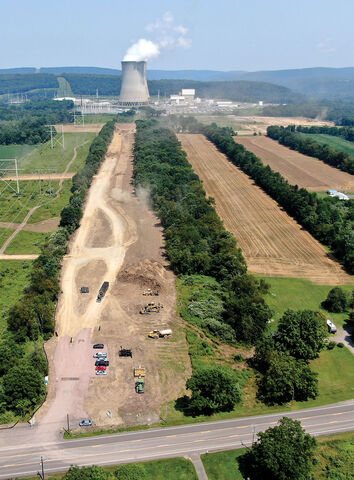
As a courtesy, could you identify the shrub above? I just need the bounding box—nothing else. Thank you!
[114,464,147,480]
[322,287,348,313]
[327,341,336,350]
[337,342,345,348]
[203,318,236,342]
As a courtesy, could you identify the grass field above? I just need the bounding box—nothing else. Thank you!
[83,114,116,123]
[0,144,36,160]
[299,132,354,158]
[4,230,48,254]
[18,132,95,173]
[201,432,354,480]
[0,260,31,333]
[20,457,198,480]
[258,276,353,327]
[0,227,15,248]
[29,179,72,223]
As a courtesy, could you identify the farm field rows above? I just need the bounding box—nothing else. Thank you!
[178,134,353,284]
[235,136,354,191]
[298,132,354,157]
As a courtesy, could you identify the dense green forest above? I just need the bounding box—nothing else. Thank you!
[267,125,354,174]
[61,74,304,103]
[0,99,74,145]
[198,122,353,273]
[0,99,73,122]
[0,121,115,420]
[0,74,58,94]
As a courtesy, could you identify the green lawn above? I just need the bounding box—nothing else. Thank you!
[0,228,15,249]
[5,230,48,254]
[21,458,198,480]
[202,448,246,480]
[201,432,354,480]
[0,260,31,333]
[29,179,72,223]
[18,132,95,172]
[83,114,116,123]
[257,276,353,328]
[0,144,36,160]
[299,133,354,158]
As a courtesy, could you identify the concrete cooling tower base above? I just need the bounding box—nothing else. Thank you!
[119,61,150,105]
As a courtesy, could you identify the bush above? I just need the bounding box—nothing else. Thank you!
[322,287,348,313]
[327,341,336,350]
[233,353,245,362]
[203,318,236,342]
[337,342,345,348]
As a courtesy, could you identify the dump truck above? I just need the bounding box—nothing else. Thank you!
[134,366,145,377]
[97,281,109,303]
[148,329,172,339]
[135,378,144,394]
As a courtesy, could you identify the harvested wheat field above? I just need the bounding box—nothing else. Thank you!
[235,136,354,191]
[178,134,353,285]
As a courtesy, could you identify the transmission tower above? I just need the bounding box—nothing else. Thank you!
[48,125,65,149]
[0,159,20,194]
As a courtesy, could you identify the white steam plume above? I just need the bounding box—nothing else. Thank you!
[123,12,191,62]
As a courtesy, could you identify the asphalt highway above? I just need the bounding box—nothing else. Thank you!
[0,401,353,479]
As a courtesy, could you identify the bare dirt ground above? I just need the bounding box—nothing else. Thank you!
[36,125,190,437]
[0,217,59,233]
[178,134,353,285]
[235,136,354,191]
[234,116,333,135]
[2,173,75,181]
[56,124,104,133]
[0,253,39,260]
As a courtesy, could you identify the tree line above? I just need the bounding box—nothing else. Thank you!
[201,123,353,273]
[0,121,115,420]
[133,120,330,413]
[296,124,354,142]
[0,74,58,95]
[267,125,354,174]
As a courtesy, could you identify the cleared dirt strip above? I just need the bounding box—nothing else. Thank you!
[0,254,39,260]
[2,173,75,181]
[178,134,353,284]
[235,136,354,191]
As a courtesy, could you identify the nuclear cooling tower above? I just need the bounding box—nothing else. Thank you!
[119,61,150,105]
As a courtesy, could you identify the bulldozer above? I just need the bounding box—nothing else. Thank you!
[143,288,159,296]
[139,302,163,314]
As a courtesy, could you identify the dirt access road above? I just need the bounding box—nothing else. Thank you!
[35,125,190,440]
[234,116,332,135]
[235,136,354,192]
[178,134,353,284]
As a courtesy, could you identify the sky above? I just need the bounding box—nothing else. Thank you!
[0,0,353,71]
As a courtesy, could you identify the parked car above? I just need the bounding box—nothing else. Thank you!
[93,352,107,358]
[79,419,92,427]
[327,319,337,333]
[96,370,108,376]
[95,360,109,366]
[93,344,104,349]
[95,366,107,371]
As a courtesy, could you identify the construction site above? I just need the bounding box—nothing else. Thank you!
[34,124,190,435]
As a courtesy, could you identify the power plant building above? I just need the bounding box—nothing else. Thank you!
[119,61,150,105]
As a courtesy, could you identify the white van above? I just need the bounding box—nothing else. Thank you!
[327,319,337,334]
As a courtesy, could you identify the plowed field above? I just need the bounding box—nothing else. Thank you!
[235,136,354,191]
[178,134,353,284]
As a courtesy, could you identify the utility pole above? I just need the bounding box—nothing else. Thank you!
[50,125,54,149]
[37,456,45,479]
[61,124,65,149]
[67,413,70,432]
[14,159,19,194]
